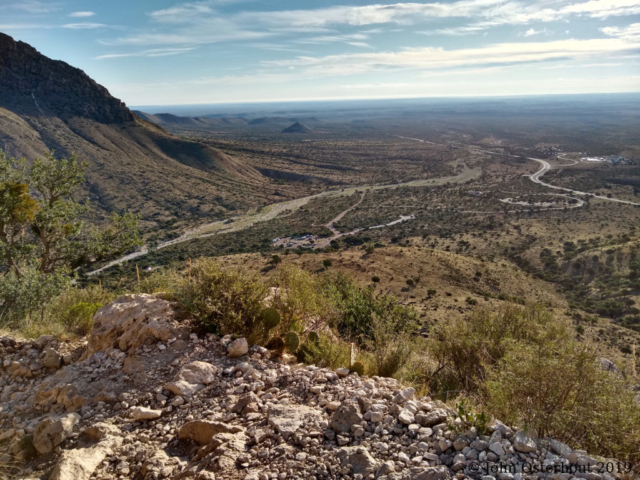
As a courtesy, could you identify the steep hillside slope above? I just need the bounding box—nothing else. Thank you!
[0,32,266,225]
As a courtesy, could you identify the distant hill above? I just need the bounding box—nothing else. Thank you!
[0,32,266,224]
[133,111,247,127]
[250,116,320,126]
[282,122,312,133]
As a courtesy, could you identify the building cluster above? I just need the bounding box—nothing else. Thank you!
[579,155,634,165]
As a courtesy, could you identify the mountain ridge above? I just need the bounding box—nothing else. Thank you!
[0,32,266,225]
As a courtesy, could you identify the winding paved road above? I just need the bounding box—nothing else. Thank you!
[526,156,639,206]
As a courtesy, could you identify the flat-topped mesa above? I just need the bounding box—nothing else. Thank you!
[0,32,134,123]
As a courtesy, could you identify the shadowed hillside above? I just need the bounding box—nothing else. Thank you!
[0,32,266,226]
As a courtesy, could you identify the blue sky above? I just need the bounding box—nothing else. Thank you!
[1,0,639,106]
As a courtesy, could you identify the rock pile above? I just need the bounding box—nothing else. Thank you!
[0,295,627,480]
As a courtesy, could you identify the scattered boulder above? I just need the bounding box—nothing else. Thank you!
[33,413,80,454]
[42,347,62,369]
[165,360,218,397]
[547,438,572,457]
[411,466,453,480]
[178,420,244,445]
[130,406,162,421]
[231,392,261,414]
[86,294,183,356]
[417,408,448,427]
[330,400,363,433]
[513,431,537,453]
[336,446,378,475]
[50,435,122,480]
[228,338,249,358]
[268,404,323,439]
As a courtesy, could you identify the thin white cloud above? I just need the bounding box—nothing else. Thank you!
[523,27,547,36]
[2,1,59,14]
[234,0,510,28]
[601,23,640,41]
[0,23,50,30]
[69,11,95,18]
[347,41,373,48]
[297,33,370,45]
[95,47,195,60]
[561,0,640,19]
[108,0,640,48]
[418,25,486,36]
[262,38,640,75]
[63,23,107,29]
[149,2,215,22]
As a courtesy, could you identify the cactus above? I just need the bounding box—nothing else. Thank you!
[284,332,300,351]
[308,331,319,344]
[350,362,365,376]
[261,307,281,331]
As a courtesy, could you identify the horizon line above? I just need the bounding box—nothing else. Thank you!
[129,90,640,109]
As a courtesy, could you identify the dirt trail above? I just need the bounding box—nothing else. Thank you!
[326,191,366,238]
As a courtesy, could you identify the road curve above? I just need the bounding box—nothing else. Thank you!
[527,156,640,206]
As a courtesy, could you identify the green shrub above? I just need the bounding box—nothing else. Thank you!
[363,313,416,378]
[449,399,489,436]
[176,258,267,336]
[350,361,365,376]
[268,264,336,335]
[47,285,114,332]
[428,305,570,392]
[298,333,351,369]
[321,272,417,343]
[0,265,71,328]
[486,341,640,461]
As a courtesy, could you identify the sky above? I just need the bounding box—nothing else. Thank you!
[1,0,640,106]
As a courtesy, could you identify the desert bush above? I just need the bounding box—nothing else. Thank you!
[485,341,640,461]
[137,268,185,296]
[427,305,570,392]
[0,264,71,328]
[175,258,267,336]
[45,285,115,335]
[297,333,351,370]
[268,264,336,335]
[362,313,417,378]
[321,272,417,343]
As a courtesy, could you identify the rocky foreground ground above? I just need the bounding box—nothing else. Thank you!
[0,294,629,480]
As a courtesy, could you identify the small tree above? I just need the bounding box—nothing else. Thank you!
[0,150,142,322]
[0,150,141,276]
[323,259,332,269]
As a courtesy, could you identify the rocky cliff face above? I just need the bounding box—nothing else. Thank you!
[0,33,267,224]
[0,32,133,123]
[0,295,623,480]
